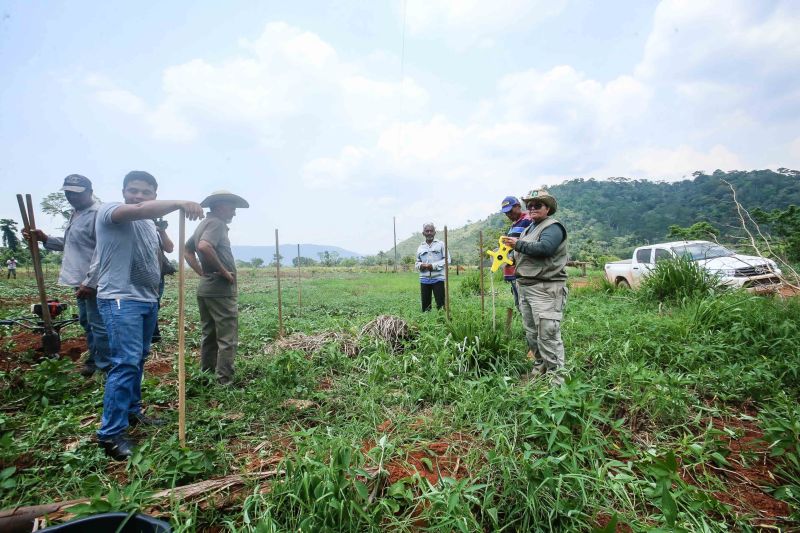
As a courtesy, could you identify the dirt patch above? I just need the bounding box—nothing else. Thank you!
[0,331,86,371]
[383,439,470,485]
[60,338,87,362]
[595,513,634,533]
[0,451,35,470]
[231,435,294,473]
[778,284,799,298]
[145,356,173,377]
[316,376,334,391]
[680,411,790,528]
[569,279,592,289]
[362,432,475,487]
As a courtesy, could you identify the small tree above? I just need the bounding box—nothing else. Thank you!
[40,192,73,230]
[292,256,317,267]
[752,205,800,261]
[666,221,720,241]
[270,253,283,267]
[0,219,21,251]
[251,257,265,269]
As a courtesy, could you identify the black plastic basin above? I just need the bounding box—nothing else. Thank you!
[39,512,171,533]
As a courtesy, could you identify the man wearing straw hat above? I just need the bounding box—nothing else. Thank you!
[94,171,204,460]
[185,191,249,386]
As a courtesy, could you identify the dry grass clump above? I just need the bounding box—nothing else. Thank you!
[265,315,413,357]
[359,315,412,352]
[265,331,359,357]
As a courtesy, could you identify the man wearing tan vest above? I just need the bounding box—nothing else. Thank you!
[501,189,568,384]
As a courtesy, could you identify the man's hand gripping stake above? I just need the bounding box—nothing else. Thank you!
[486,237,513,272]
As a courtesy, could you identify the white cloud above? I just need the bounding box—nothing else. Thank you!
[637,0,800,87]
[405,0,566,46]
[627,144,744,180]
[88,22,429,143]
[78,3,799,250]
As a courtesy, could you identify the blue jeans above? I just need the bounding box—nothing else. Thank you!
[77,293,110,370]
[97,298,158,439]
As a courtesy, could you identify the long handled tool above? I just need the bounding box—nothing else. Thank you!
[16,194,60,356]
[177,210,187,447]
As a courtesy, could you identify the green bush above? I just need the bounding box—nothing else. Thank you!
[639,256,724,303]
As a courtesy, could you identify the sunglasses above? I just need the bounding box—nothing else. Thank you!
[526,202,546,210]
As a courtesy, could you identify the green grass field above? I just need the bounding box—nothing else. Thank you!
[1,267,799,531]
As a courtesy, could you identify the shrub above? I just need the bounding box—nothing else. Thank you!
[638,256,724,303]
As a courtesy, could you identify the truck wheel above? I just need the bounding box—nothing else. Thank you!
[616,278,631,289]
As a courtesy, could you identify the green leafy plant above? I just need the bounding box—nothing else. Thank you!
[639,256,725,303]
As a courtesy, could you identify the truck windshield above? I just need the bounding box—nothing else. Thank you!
[670,243,735,261]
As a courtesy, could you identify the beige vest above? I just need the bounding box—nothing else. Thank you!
[514,217,568,283]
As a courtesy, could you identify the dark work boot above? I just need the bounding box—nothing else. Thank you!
[128,412,167,427]
[98,434,134,461]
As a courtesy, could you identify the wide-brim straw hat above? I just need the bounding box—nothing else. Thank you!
[200,190,250,208]
[520,189,557,214]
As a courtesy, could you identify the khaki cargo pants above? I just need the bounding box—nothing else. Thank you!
[197,295,238,385]
[517,280,567,374]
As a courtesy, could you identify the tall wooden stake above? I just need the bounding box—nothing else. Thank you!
[16,195,55,342]
[275,229,284,337]
[393,216,398,273]
[296,243,302,311]
[444,225,450,319]
[479,231,485,318]
[177,211,186,447]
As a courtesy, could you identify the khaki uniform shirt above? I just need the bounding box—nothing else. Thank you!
[186,215,237,298]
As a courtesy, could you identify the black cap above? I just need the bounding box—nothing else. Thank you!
[61,174,92,193]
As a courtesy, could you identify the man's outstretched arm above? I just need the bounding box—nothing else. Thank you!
[111,200,204,223]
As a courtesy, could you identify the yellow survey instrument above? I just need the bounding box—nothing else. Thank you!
[486,237,513,272]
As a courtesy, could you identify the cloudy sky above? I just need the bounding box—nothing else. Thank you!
[1,0,798,254]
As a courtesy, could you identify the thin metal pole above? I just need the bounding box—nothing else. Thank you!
[297,243,302,311]
[479,231,485,318]
[393,216,397,273]
[177,211,186,447]
[275,229,284,338]
[444,226,450,319]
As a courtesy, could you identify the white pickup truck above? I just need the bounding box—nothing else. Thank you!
[604,240,783,291]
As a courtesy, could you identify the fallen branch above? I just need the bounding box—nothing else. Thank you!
[723,179,800,290]
[0,470,281,533]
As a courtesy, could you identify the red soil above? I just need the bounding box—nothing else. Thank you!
[0,330,86,371]
[145,357,173,377]
[778,284,799,297]
[680,410,790,528]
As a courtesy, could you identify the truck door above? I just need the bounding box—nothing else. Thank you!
[632,247,653,287]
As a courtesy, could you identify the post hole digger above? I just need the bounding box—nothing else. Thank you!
[5,194,80,357]
[0,300,79,356]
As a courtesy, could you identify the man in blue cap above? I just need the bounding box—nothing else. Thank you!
[500,196,532,310]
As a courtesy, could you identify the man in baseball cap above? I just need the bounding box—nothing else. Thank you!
[24,174,110,377]
[185,191,249,386]
[499,196,532,310]
[60,174,93,193]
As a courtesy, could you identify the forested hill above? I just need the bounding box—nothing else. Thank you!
[389,169,800,262]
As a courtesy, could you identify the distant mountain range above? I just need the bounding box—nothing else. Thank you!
[389,168,800,261]
[232,244,364,262]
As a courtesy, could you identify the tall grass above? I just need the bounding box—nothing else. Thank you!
[639,256,724,303]
[1,270,798,530]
